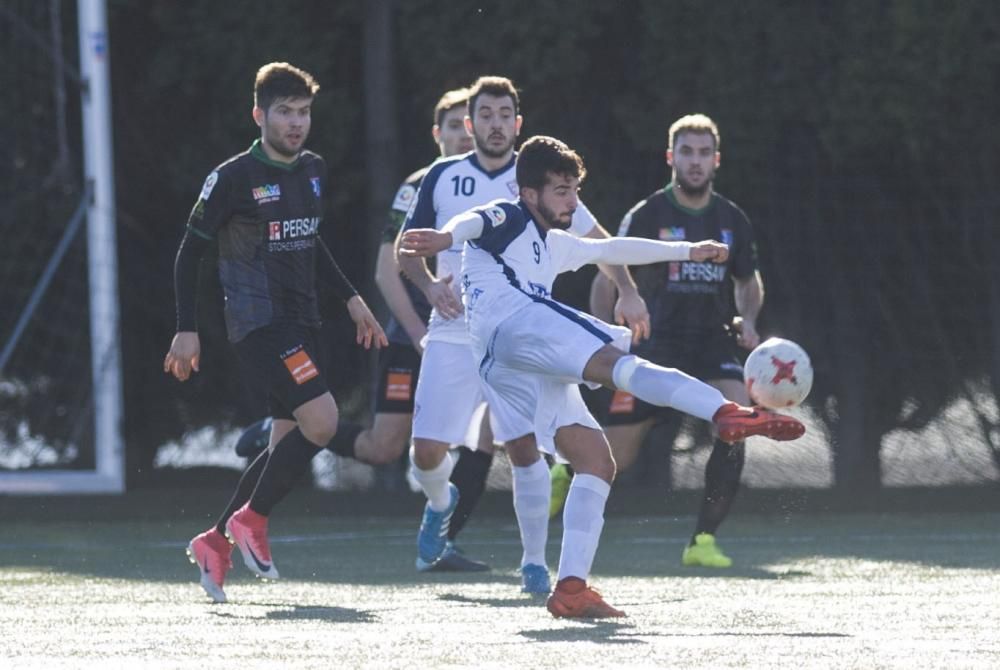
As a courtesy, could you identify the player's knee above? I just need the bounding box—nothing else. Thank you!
[505,434,540,467]
[301,414,339,447]
[410,439,448,470]
[366,432,408,465]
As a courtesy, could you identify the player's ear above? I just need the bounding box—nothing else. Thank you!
[514,114,524,136]
[714,152,721,168]
[464,116,473,135]
[666,149,673,167]
[252,105,265,128]
[432,124,442,143]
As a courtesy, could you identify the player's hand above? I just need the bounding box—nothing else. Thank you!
[425,274,463,320]
[731,316,761,350]
[614,287,651,344]
[347,295,389,349]
[690,240,729,263]
[399,229,453,257]
[163,332,201,382]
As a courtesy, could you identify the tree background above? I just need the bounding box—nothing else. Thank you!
[3,0,999,490]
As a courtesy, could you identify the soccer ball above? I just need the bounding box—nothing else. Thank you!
[744,338,813,409]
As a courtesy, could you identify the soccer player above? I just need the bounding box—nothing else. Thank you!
[165,62,386,603]
[231,87,492,571]
[582,114,764,568]
[399,135,804,618]
[397,77,648,587]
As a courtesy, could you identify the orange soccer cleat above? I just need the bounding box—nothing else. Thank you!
[713,402,805,443]
[546,578,626,619]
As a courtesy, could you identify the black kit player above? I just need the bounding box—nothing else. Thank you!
[232,87,494,571]
[165,62,386,603]
[581,114,766,568]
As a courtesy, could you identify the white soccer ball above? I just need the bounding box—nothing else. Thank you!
[744,338,813,409]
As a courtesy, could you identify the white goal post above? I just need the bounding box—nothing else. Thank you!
[0,0,124,494]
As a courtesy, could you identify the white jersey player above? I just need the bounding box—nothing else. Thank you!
[400,135,806,618]
[397,77,649,584]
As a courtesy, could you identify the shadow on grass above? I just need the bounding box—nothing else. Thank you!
[207,604,378,624]
[520,621,644,645]
[438,592,544,609]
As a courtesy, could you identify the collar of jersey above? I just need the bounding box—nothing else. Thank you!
[468,151,516,179]
[663,181,715,216]
[250,139,302,171]
[517,199,548,240]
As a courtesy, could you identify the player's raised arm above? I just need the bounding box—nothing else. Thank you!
[571,235,728,267]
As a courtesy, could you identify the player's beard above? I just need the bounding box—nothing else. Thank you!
[674,168,714,197]
[473,127,515,159]
[537,200,573,230]
[264,125,304,159]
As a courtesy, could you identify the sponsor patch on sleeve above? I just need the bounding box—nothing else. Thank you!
[282,348,319,385]
[199,171,218,201]
[485,206,507,227]
[391,184,417,213]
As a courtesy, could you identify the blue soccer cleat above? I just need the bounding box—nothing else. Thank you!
[416,483,459,571]
[520,563,551,594]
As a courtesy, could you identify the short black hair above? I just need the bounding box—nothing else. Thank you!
[254,62,319,112]
[515,135,586,192]
[467,76,519,117]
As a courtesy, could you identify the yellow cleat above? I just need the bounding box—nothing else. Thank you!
[549,463,572,518]
[681,533,733,568]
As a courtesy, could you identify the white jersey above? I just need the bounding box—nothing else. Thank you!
[459,199,612,362]
[402,152,596,344]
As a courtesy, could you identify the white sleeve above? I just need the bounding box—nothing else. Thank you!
[549,232,692,272]
[567,200,597,237]
[440,210,485,245]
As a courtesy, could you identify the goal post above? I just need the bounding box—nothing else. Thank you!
[0,0,123,494]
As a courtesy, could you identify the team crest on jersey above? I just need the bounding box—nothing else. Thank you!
[720,228,734,246]
[506,181,518,196]
[310,177,321,198]
[659,226,686,241]
[252,184,281,204]
[199,171,218,201]
[485,206,507,227]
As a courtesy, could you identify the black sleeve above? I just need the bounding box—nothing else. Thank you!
[174,227,212,331]
[317,237,359,302]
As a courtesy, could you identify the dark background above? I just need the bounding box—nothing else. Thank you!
[4,0,999,491]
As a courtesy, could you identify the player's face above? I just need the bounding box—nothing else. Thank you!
[434,106,473,157]
[668,131,719,196]
[467,94,521,159]
[258,97,312,159]
[531,172,579,231]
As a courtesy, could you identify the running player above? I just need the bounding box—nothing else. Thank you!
[584,114,763,568]
[399,135,805,618]
[232,87,491,571]
[166,62,386,603]
[397,77,648,587]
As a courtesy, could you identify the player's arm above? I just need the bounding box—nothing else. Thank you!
[375,241,427,352]
[585,223,649,343]
[589,273,617,323]
[318,237,388,350]
[576,236,728,266]
[732,271,764,350]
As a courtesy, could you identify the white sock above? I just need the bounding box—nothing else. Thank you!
[409,446,454,511]
[612,354,726,421]
[557,473,611,582]
[512,459,551,568]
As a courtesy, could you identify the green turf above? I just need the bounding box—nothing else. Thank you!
[2,509,999,668]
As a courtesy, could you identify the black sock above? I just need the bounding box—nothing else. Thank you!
[693,439,746,541]
[325,421,362,459]
[215,448,269,535]
[248,427,322,516]
[447,446,493,541]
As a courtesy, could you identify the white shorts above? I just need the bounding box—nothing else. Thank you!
[478,300,631,454]
[411,340,531,446]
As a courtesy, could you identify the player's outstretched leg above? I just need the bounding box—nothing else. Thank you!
[186,528,233,603]
[712,402,804,442]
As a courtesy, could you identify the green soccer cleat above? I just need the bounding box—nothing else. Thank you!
[681,533,733,568]
[549,463,572,518]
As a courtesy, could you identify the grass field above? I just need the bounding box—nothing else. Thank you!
[2,490,999,669]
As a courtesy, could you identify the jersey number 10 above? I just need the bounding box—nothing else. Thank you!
[451,176,476,197]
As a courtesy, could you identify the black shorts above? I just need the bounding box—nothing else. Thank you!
[602,328,744,427]
[372,342,421,414]
[233,323,330,421]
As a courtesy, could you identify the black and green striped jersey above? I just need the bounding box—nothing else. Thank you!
[186,139,327,342]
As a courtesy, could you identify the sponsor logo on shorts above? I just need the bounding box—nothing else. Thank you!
[385,370,413,401]
[252,184,281,204]
[609,390,635,414]
[282,348,319,385]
